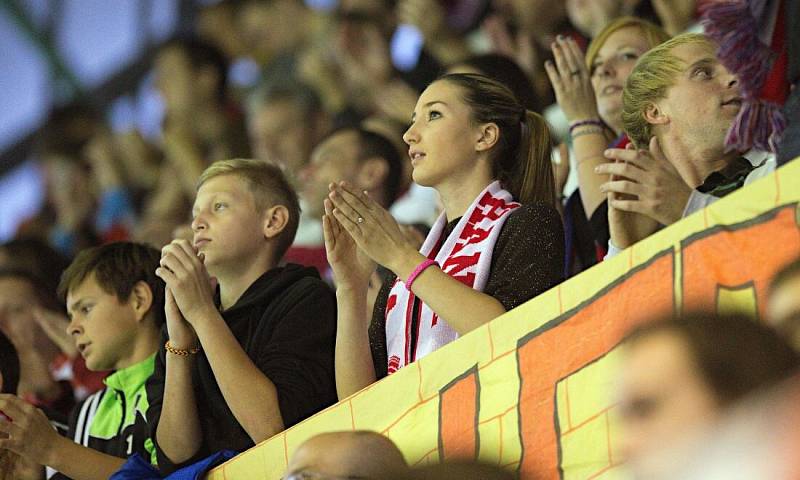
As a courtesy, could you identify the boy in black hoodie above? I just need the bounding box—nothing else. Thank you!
[148,158,337,474]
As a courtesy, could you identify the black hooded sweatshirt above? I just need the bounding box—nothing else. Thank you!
[145,264,337,474]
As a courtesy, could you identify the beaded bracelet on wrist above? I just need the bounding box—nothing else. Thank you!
[165,340,201,356]
[570,126,606,139]
[568,119,604,136]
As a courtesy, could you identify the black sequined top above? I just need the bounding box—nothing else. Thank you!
[368,201,565,379]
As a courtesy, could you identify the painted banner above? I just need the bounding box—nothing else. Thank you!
[208,159,800,480]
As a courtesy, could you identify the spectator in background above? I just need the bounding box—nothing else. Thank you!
[0,236,70,295]
[0,269,78,422]
[600,33,775,256]
[650,0,698,35]
[284,431,408,479]
[617,311,799,469]
[23,105,101,256]
[0,330,37,480]
[566,0,644,39]
[140,37,250,248]
[246,83,331,178]
[768,257,800,349]
[196,0,246,65]
[331,0,440,120]
[237,0,313,88]
[545,17,668,273]
[483,0,571,105]
[154,36,250,195]
[0,239,108,402]
[0,242,165,480]
[290,127,404,277]
[329,74,564,398]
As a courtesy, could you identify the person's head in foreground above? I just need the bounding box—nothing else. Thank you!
[585,16,669,135]
[193,158,300,277]
[617,311,800,464]
[59,242,166,372]
[403,73,556,207]
[768,257,800,350]
[285,431,408,479]
[388,460,516,480]
[622,33,744,186]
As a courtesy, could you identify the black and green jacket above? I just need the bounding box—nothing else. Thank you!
[51,355,157,479]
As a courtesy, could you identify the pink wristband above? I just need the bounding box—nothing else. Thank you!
[405,259,438,290]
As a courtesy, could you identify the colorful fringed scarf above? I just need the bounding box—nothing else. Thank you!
[701,0,789,152]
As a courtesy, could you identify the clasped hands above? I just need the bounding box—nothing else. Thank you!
[324,182,420,283]
[155,239,217,346]
[596,137,692,227]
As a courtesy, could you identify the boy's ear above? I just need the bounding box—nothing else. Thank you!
[355,157,389,192]
[475,122,500,152]
[130,281,154,323]
[262,205,290,240]
[644,101,669,126]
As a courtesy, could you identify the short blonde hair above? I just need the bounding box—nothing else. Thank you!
[622,33,717,147]
[198,158,300,260]
[585,16,670,72]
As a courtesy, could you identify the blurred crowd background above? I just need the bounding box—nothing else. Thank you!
[0,0,699,251]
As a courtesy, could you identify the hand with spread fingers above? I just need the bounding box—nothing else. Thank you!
[155,240,217,329]
[596,137,692,226]
[544,35,599,123]
[323,195,376,291]
[327,182,421,278]
[0,394,60,465]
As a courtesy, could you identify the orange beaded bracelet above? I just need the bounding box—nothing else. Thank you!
[165,340,201,356]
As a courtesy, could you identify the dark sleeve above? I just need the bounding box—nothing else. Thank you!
[368,276,397,381]
[588,199,610,248]
[144,326,204,475]
[255,278,338,428]
[486,202,565,311]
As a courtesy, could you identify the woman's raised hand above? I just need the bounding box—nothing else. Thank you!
[323,189,376,291]
[544,35,599,123]
[326,182,419,278]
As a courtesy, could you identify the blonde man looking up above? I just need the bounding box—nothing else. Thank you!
[597,33,775,255]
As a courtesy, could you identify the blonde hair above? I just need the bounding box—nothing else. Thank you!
[439,73,556,207]
[585,16,670,72]
[622,33,717,147]
[197,158,300,259]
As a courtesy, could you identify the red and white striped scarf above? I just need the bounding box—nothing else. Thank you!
[385,181,520,374]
